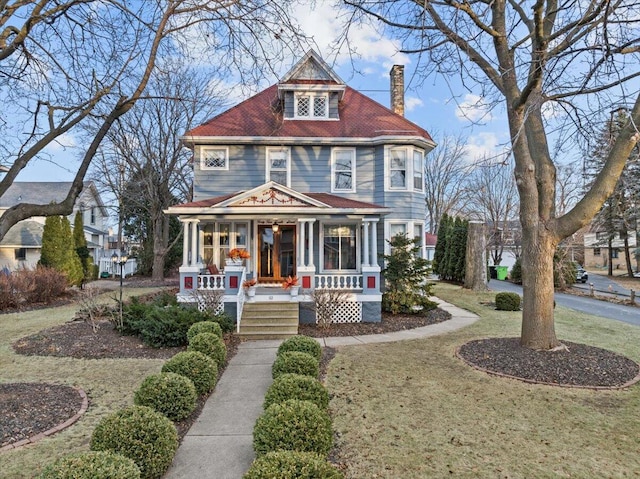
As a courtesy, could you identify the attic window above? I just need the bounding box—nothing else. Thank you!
[295,93,328,119]
[201,147,229,171]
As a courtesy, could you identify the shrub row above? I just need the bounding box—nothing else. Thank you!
[245,336,342,478]
[118,296,233,348]
[0,266,68,311]
[40,318,227,478]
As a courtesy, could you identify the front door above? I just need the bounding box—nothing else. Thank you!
[258,225,296,283]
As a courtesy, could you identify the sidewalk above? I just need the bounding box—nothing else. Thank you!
[164,298,479,479]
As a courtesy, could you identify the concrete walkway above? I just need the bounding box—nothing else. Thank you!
[164,298,479,478]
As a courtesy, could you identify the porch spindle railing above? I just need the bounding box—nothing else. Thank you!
[236,269,247,333]
[315,274,363,290]
[198,274,225,290]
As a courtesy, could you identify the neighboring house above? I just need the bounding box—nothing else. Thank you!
[0,181,109,270]
[584,230,639,272]
[165,50,435,326]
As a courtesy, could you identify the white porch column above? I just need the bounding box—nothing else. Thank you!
[307,219,315,268]
[190,220,200,266]
[362,220,370,267]
[370,219,379,266]
[299,219,306,267]
[182,220,190,266]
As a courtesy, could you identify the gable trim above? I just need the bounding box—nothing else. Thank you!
[280,50,344,85]
[217,182,331,208]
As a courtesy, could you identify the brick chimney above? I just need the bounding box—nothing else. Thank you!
[390,65,405,116]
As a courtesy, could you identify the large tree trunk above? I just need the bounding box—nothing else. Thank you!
[151,209,168,281]
[520,228,559,349]
[464,221,488,291]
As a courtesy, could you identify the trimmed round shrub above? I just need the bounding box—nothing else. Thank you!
[39,451,140,479]
[134,372,197,421]
[253,399,333,457]
[187,320,223,342]
[90,406,178,479]
[188,332,227,367]
[272,351,319,379]
[162,351,218,395]
[277,335,322,361]
[495,292,521,311]
[243,451,343,479]
[263,373,329,411]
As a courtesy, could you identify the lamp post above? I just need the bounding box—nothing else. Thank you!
[111,251,128,329]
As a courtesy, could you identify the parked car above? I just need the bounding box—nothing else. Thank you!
[576,266,589,283]
[633,271,640,278]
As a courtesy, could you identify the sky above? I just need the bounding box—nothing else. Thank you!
[17,0,511,183]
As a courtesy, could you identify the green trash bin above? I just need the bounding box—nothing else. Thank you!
[496,266,509,280]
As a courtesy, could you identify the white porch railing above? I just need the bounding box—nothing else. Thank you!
[99,257,137,278]
[198,274,225,290]
[315,274,363,290]
[236,269,247,333]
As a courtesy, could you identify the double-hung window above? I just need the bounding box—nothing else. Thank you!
[389,149,407,189]
[386,147,425,192]
[323,224,357,271]
[266,147,290,187]
[332,148,355,192]
[413,150,424,191]
[295,93,328,119]
[201,147,229,170]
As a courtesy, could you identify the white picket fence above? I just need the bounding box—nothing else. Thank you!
[99,257,138,278]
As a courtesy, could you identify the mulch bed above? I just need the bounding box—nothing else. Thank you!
[458,337,640,388]
[299,308,451,337]
[13,320,185,360]
[0,383,84,448]
[5,321,240,449]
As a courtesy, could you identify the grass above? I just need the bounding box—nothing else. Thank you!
[326,282,640,478]
[1,287,170,479]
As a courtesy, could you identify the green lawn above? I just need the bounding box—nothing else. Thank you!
[326,283,640,478]
[1,288,168,479]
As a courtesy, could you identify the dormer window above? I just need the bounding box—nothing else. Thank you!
[295,93,328,119]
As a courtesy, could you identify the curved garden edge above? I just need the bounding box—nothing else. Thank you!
[0,386,89,453]
[455,340,640,390]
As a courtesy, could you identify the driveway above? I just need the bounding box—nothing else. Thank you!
[572,273,633,298]
[489,279,640,327]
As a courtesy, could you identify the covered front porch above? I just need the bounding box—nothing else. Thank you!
[165,183,388,328]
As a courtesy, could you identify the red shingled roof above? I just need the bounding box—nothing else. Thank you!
[185,84,433,142]
[172,190,385,210]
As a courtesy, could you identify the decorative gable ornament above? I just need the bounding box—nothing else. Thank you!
[231,188,313,207]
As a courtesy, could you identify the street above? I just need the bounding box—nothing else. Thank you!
[489,279,640,327]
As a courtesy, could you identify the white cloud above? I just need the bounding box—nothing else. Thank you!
[455,94,494,122]
[465,132,511,163]
[292,1,409,73]
[405,96,424,112]
[45,133,77,152]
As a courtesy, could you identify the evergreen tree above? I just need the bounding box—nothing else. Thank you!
[40,215,64,268]
[73,212,92,282]
[381,233,435,314]
[40,215,83,286]
[584,110,639,276]
[453,219,469,282]
[433,213,449,275]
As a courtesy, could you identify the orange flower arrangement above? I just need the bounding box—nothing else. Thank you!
[243,278,257,289]
[228,248,250,260]
[281,275,299,290]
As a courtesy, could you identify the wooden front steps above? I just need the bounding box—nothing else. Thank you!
[238,301,299,340]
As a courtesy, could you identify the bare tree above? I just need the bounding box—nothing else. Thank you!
[464,161,519,266]
[0,1,305,241]
[345,0,640,349]
[424,132,470,233]
[555,163,582,217]
[91,65,222,280]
